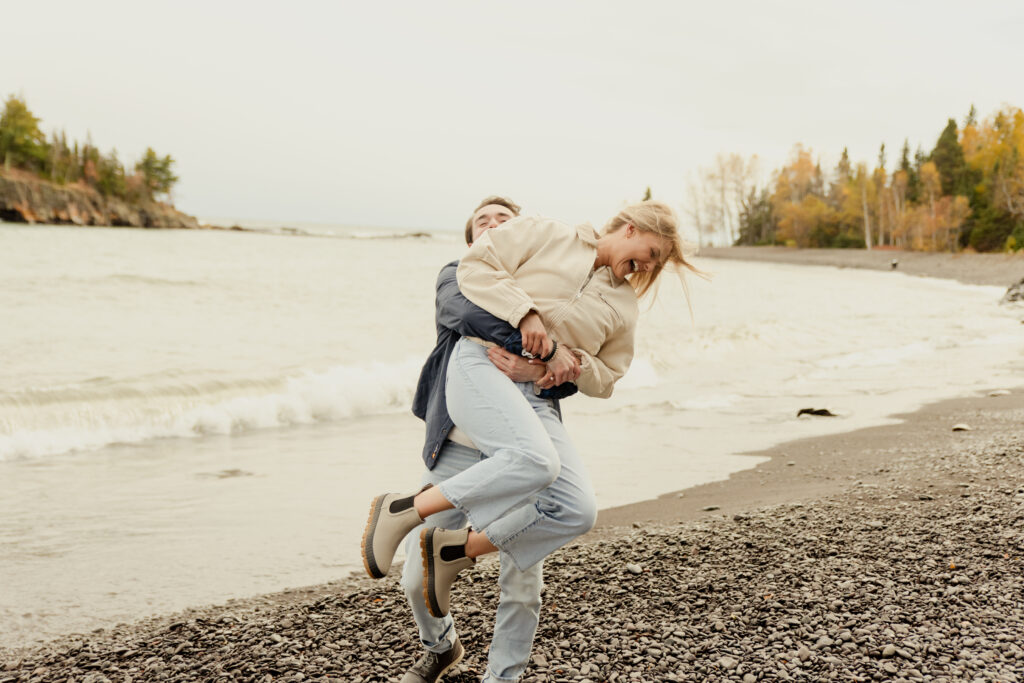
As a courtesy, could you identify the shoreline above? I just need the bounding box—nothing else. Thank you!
[3,387,1022,679]
[594,387,1024,532]
[699,245,1024,288]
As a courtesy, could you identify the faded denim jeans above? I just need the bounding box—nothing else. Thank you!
[400,442,543,683]
[440,338,598,571]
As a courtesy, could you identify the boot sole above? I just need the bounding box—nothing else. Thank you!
[420,527,445,618]
[361,495,386,579]
[438,641,465,679]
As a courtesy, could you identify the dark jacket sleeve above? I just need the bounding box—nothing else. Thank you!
[436,262,518,344]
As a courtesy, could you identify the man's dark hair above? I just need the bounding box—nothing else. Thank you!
[464,196,521,244]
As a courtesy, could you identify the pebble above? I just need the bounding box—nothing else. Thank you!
[4,435,1023,683]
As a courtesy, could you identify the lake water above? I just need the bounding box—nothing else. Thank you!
[2,221,1022,648]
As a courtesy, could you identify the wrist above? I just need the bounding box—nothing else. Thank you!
[540,340,558,363]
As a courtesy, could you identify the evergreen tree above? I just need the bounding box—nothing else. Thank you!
[900,140,921,203]
[135,147,179,199]
[828,147,851,211]
[95,148,126,197]
[964,104,977,128]
[736,187,775,245]
[930,118,968,197]
[0,95,47,171]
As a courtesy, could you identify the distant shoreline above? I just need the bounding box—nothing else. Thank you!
[0,171,198,230]
[698,245,1024,288]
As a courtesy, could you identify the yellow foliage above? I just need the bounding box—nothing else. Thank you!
[895,195,971,251]
[961,106,1024,218]
[776,194,835,247]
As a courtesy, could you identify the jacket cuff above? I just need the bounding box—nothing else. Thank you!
[507,301,535,328]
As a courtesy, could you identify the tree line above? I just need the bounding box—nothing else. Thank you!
[0,94,179,203]
[686,105,1024,252]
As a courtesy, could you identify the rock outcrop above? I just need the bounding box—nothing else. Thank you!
[0,173,199,229]
[1002,277,1024,304]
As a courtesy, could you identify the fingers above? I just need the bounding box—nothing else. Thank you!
[525,331,549,357]
[540,337,554,359]
[486,348,512,375]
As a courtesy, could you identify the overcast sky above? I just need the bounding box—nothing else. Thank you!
[3,1,1022,235]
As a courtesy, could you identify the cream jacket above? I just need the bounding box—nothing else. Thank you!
[456,215,638,399]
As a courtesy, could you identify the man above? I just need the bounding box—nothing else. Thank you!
[399,196,573,683]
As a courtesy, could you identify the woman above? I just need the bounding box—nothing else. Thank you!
[361,200,697,620]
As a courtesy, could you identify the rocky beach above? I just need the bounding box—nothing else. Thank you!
[699,246,1024,288]
[2,248,1023,682]
[2,391,1022,682]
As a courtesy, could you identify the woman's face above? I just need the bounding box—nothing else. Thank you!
[608,225,670,280]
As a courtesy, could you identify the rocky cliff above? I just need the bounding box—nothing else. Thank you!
[0,173,199,229]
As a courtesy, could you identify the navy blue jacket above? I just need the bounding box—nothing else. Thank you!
[412,261,572,469]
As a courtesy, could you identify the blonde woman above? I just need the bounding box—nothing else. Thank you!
[363,201,696,682]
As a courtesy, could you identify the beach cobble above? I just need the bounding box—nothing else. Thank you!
[3,436,1022,682]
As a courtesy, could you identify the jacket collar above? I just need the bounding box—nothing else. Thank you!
[575,222,599,247]
[576,223,629,286]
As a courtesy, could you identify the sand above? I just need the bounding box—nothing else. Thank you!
[698,246,1024,288]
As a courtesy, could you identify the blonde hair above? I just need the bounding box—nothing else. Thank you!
[602,200,704,299]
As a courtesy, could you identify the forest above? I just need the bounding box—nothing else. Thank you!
[0,94,178,203]
[686,105,1024,252]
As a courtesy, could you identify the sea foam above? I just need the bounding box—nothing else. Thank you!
[0,359,422,461]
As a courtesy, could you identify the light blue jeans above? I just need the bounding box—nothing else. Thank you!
[400,442,543,683]
[440,338,598,571]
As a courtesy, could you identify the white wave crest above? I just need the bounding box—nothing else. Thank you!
[0,360,422,461]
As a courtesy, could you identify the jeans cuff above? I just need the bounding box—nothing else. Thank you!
[422,621,458,654]
[482,668,521,683]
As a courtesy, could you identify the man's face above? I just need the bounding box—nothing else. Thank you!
[469,204,516,244]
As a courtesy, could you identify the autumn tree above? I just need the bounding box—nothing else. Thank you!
[683,174,714,246]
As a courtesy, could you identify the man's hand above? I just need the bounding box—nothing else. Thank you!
[487,347,547,383]
[535,345,581,390]
[518,311,552,358]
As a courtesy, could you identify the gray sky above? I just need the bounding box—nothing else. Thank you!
[3,0,1022,234]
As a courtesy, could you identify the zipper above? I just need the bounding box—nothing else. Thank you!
[548,267,598,330]
[575,268,596,299]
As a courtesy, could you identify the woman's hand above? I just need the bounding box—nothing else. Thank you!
[518,311,552,358]
[487,347,547,383]
[535,345,581,390]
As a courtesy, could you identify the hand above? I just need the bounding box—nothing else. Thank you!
[535,345,581,390]
[518,311,552,358]
[487,347,547,383]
